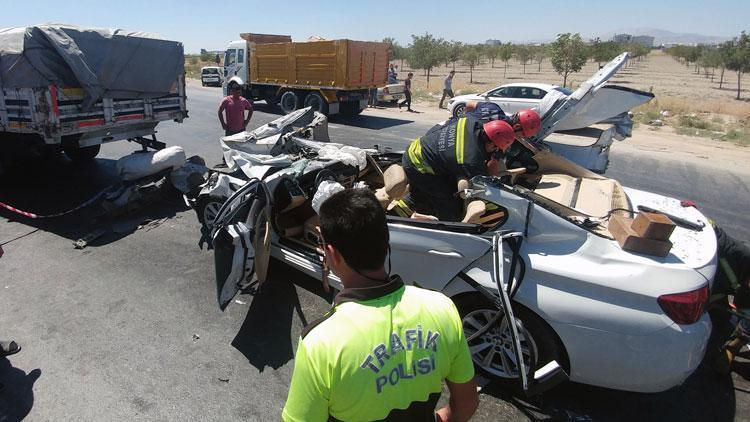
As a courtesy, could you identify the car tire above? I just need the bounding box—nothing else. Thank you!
[453,103,466,118]
[303,92,329,115]
[280,91,300,114]
[63,144,101,162]
[453,293,569,391]
[195,195,227,228]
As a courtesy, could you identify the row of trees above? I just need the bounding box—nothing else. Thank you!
[384,33,651,89]
[666,31,750,99]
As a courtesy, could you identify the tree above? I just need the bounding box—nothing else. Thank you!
[534,45,548,72]
[718,40,735,89]
[461,45,482,83]
[726,31,750,100]
[590,39,620,67]
[499,43,513,78]
[698,48,721,81]
[199,49,212,62]
[485,44,500,68]
[550,33,588,88]
[514,45,533,74]
[408,33,445,87]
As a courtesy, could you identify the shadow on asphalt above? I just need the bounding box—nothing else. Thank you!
[0,153,188,245]
[231,262,334,372]
[250,103,415,130]
[0,358,41,421]
[478,316,738,422]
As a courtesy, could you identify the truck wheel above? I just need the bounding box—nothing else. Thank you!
[304,92,329,115]
[340,102,364,117]
[63,144,101,162]
[264,95,278,107]
[280,91,299,114]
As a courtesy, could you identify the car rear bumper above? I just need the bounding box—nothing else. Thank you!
[552,313,711,393]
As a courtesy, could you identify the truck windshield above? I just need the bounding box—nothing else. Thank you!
[225,49,236,66]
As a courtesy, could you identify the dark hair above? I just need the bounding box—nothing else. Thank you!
[319,189,389,271]
[407,72,413,77]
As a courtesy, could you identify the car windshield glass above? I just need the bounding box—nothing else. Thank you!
[203,68,219,75]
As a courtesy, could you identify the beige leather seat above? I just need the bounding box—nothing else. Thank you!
[375,165,408,209]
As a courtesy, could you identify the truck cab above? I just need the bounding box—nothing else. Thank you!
[223,40,248,95]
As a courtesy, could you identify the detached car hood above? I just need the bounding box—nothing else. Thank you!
[534,53,654,140]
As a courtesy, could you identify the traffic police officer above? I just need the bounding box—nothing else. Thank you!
[283,189,478,422]
[401,115,517,221]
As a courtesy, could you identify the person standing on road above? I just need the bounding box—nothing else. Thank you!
[0,339,21,391]
[398,72,414,112]
[369,86,379,108]
[218,85,253,136]
[439,70,455,109]
[282,189,478,422]
[388,63,398,83]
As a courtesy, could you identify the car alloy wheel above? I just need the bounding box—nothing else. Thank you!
[462,308,538,379]
[202,200,224,228]
[453,103,466,118]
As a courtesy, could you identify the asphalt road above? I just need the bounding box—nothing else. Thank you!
[1,83,749,421]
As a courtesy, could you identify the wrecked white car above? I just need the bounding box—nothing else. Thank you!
[190,54,717,395]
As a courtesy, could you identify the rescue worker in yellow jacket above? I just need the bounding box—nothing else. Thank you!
[401,116,517,221]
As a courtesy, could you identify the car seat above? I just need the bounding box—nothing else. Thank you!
[375,164,408,209]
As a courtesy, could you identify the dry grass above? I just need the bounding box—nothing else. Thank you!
[184,55,220,80]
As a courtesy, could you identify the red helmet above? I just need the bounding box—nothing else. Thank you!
[516,109,541,137]
[483,120,515,151]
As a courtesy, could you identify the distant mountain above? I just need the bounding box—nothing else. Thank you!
[595,27,733,45]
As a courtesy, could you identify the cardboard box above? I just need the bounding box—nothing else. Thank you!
[631,212,675,240]
[608,214,673,257]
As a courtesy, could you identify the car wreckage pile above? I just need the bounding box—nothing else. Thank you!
[185,54,718,395]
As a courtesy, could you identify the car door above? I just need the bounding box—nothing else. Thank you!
[211,179,272,310]
[486,87,515,113]
[386,218,492,291]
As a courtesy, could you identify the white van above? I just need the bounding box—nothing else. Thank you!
[200,66,223,87]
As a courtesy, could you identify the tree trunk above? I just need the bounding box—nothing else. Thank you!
[719,67,725,89]
[563,71,568,88]
[738,71,742,100]
[470,66,473,83]
[504,62,508,78]
[491,58,494,68]
[427,68,431,88]
[400,58,404,69]
[538,60,542,72]
[522,61,526,74]
[711,68,715,82]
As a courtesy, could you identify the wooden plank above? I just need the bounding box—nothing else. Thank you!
[608,214,673,257]
[631,212,675,240]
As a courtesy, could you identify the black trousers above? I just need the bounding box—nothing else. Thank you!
[225,129,243,136]
[399,91,412,110]
[402,157,462,221]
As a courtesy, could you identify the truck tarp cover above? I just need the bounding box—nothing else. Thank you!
[0,24,184,108]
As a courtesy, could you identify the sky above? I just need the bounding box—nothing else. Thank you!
[2,0,748,53]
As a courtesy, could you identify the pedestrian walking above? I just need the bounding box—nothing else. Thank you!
[218,85,253,136]
[282,189,478,421]
[439,70,455,109]
[369,86,379,108]
[388,64,398,83]
[398,72,414,112]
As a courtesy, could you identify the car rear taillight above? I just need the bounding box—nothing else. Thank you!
[658,286,708,325]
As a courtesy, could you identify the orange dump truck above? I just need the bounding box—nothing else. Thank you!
[223,33,389,116]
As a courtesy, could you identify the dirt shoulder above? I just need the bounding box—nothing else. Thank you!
[366,100,750,176]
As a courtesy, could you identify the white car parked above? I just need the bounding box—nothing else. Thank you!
[201,66,223,87]
[447,83,572,117]
[193,54,715,394]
